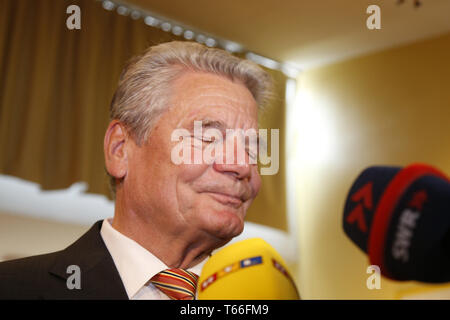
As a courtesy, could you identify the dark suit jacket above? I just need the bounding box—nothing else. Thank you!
[0,220,128,299]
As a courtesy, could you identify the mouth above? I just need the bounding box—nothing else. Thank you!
[204,192,244,209]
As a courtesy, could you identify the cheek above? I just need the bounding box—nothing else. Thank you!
[174,163,210,209]
[177,163,210,183]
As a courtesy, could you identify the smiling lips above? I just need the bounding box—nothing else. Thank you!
[204,191,245,208]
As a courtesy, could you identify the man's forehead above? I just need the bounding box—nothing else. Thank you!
[171,72,257,108]
[167,71,259,130]
[177,109,258,130]
[177,91,257,115]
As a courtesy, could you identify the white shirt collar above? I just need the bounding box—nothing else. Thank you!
[100,218,206,299]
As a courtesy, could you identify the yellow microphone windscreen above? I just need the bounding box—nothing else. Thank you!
[197,238,299,300]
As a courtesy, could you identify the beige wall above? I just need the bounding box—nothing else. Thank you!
[0,212,89,262]
[294,32,450,299]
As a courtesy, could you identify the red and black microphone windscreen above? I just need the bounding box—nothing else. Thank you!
[343,166,400,253]
[343,163,450,283]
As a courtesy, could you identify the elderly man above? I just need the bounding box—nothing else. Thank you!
[0,41,272,299]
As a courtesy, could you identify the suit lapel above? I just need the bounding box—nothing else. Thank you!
[47,220,128,299]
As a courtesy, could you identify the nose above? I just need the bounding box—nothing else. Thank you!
[213,161,252,180]
[212,134,253,180]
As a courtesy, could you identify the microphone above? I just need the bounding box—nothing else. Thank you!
[197,238,300,299]
[343,163,450,283]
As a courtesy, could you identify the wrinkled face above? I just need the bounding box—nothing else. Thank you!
[124,71,261,242]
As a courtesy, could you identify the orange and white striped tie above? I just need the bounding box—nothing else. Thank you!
[150,268,199,300]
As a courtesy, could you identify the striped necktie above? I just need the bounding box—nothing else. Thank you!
[150,268,199,300]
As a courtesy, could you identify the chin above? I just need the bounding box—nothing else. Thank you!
[203,207,245,241]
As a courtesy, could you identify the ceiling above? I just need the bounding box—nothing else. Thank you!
[124,0,450,71]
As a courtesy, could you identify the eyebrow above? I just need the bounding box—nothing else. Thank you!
[183,118,226,133]
[200,119,227,131]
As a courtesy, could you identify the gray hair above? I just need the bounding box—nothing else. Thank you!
[107,40,273,196]
[110,40,273,145]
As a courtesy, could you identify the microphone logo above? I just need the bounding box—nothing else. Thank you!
[346,182,373,233]
[407,190,427,211]
[391,190,427,263]
[200,255,263,292]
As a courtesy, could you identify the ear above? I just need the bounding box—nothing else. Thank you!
[104,120,128,180]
